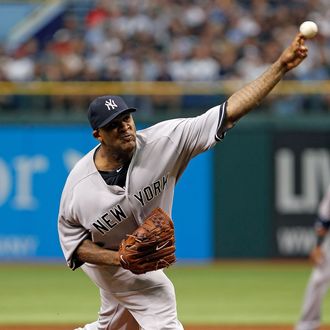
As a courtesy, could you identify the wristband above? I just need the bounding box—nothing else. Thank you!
[315,216,330,231]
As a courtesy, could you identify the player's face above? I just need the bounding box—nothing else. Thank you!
[98,113,137,158]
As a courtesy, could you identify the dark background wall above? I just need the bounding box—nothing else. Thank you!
[214,115,330,258]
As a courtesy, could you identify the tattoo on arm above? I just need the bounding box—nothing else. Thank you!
[226,61,286,126]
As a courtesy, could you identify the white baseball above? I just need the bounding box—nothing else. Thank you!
[299,21,318,38]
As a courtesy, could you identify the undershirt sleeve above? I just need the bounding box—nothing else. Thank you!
[215,101,229,141]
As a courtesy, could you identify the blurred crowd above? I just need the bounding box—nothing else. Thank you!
[0,0,330,116]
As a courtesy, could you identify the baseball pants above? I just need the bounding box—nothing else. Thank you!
[77,264,184,330]
[295,243,330,330]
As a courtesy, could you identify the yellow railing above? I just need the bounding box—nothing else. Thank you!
[0,80,329,96]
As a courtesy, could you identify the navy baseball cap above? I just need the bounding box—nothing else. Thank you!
[88,95,136,130]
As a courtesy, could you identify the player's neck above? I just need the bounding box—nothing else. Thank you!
[94,146,129,171]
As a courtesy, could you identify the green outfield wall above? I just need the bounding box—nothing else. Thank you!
[214,114,330,258]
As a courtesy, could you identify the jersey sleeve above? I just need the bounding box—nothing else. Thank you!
[141,101,229,180]
[58,187,90,270]
[173,101,228,157]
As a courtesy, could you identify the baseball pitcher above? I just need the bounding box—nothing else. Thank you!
[58,33,308,330]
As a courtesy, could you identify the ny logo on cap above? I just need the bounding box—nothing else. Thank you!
[105,99,118,110]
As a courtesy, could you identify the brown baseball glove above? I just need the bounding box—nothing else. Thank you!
[118,208,176,274]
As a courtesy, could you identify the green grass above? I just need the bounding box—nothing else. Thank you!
[0,264,100,324]
[1,261,330,325]
[168,262,326,325]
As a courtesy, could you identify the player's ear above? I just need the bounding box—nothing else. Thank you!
[93,129,102,142]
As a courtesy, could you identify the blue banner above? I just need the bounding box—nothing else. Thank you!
[0,125,213,262]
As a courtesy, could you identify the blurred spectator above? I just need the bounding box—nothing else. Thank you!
[2,38,38,82]
[85,0,110,28]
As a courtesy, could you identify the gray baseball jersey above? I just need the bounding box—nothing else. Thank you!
[58,102,227,330]
[58,102,226,268]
